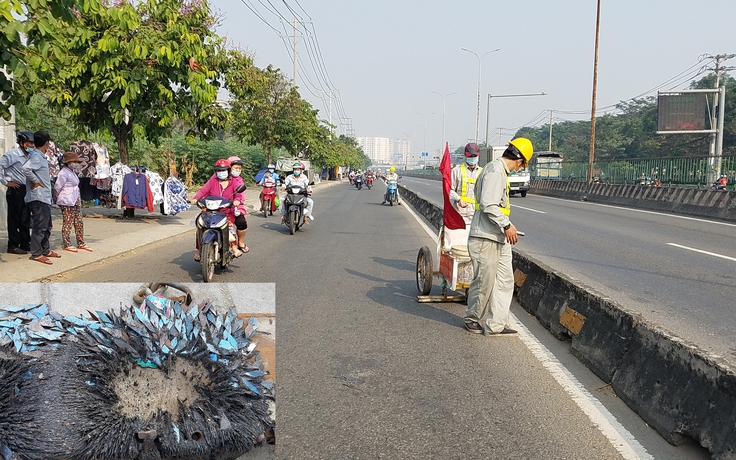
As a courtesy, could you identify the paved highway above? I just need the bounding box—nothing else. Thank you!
[401,175,736,368]
[58,181,709,459]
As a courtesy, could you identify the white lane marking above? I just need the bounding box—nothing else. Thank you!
[400,195,438,244]
[514,205,546,214]
[406,208,651,459]
[536,195,736,228]
[510,317,652,460]
[667,243,736,262]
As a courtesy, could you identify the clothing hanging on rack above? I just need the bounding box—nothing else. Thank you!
[69,140,98,178]
[163,176,190,215]
[144,170,165,206]
[122,171,154,212]
[93,143,111,179]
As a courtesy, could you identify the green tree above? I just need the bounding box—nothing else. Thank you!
[20,0,228,164]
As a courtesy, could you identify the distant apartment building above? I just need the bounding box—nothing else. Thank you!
[356,137,411,166]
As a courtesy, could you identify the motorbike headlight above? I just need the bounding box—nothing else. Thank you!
[205,199,221,211]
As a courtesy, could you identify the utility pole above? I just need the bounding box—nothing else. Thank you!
[548,109,554,151]
[705,53,736,184]
[588,0,601,184]
[282,19,305,86]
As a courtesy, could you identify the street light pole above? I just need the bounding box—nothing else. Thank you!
[417,112,434,158]
[461,47,500,144]
[484,92,546,147]
[589,0,601,183]
[431,91,457,152]
[402,130,414,170]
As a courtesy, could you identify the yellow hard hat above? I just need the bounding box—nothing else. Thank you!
[390,166,396,172]
[508,138,534,164]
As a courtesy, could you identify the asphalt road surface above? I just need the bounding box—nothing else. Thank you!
[401,175,736,368]
[58,181,710,459]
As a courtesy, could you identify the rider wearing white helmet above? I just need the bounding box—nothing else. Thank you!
[281,161,314,224]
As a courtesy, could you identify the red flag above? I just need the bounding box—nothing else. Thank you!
[439,142,466,230]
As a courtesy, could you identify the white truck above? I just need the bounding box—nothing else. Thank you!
[480,146,530,197]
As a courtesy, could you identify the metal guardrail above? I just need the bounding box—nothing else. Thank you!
[408,155,736,188]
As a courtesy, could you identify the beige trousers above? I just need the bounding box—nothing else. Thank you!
[464,236,514,333]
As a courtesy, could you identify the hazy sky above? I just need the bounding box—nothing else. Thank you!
[211,0,736,153]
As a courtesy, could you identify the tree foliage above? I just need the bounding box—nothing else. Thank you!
[515,73,736,161]
[18,0,228,163]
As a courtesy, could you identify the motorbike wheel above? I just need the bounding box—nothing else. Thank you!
[200,241,216,283]
[289,210,297,235]
[263,199,271,217]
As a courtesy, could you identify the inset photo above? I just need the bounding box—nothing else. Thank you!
[0,282,275,460]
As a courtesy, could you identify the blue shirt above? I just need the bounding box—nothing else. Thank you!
[0,147,30,186]
[22,148,52,204]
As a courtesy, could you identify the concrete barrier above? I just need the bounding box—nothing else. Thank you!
[401,182,736,458]
[398,185,443,231]
[512,251,736,458]
[531,180,736,223]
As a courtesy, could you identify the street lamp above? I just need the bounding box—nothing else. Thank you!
[402,130,414,170]
[461,47,500,144]
[431,91,457,153]
[417,112,434,158]
[485,92,547,147]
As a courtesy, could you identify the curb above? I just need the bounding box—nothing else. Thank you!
[399,183,736,458]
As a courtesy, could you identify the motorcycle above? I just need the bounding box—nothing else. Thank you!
[366,176,374,189]
[355,175,363,190]
[385,177,399,205]
[283,184,310,235]
[195,184,247,282]
[261,185,276,217]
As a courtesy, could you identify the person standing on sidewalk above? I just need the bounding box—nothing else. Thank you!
[449,143,482,226]
[0,131,35,254]
[463,138,534,336]
[55,151,92,253]
[23,130,60,265]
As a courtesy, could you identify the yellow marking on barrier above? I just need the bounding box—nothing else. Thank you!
[514,269,527,287]
[559,305,586,335]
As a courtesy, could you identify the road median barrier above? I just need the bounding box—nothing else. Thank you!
[513,250,736,458]
[400,182,736,458]
[531,180,736,223]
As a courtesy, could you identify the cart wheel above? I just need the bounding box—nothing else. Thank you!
[416,246,433,295]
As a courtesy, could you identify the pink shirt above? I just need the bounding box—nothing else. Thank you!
[54,166,80,206]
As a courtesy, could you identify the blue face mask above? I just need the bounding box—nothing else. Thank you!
[216,171,229,180]
[269,169,275,173]
[466,157,479,166]
[231,170,241,177]
[293,170,301,176]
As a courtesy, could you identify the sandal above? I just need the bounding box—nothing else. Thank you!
[193,252,201,262]
[63,247,78,253]
[30,255,53,265]
[232,246,243,258]
[77,245,93,252]
[45,251,62,258]
[238,245,250,254]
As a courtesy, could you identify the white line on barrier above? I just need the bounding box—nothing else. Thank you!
[514,205,546,214]
[406,199,651,459]
[667,243,736,262]
[536,195,736,228]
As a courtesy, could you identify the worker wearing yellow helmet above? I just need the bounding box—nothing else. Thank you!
[382,166,401,205]
[463,137,534,336]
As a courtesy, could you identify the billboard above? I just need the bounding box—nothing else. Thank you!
[657,93,708,132]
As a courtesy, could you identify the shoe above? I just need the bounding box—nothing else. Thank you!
[486,327,518,337]
[464,321,484,334]
[308,215,314,221]
[30,255,53,265]
[7,247,27,255]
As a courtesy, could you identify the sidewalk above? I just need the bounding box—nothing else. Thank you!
[0,179,341,282]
